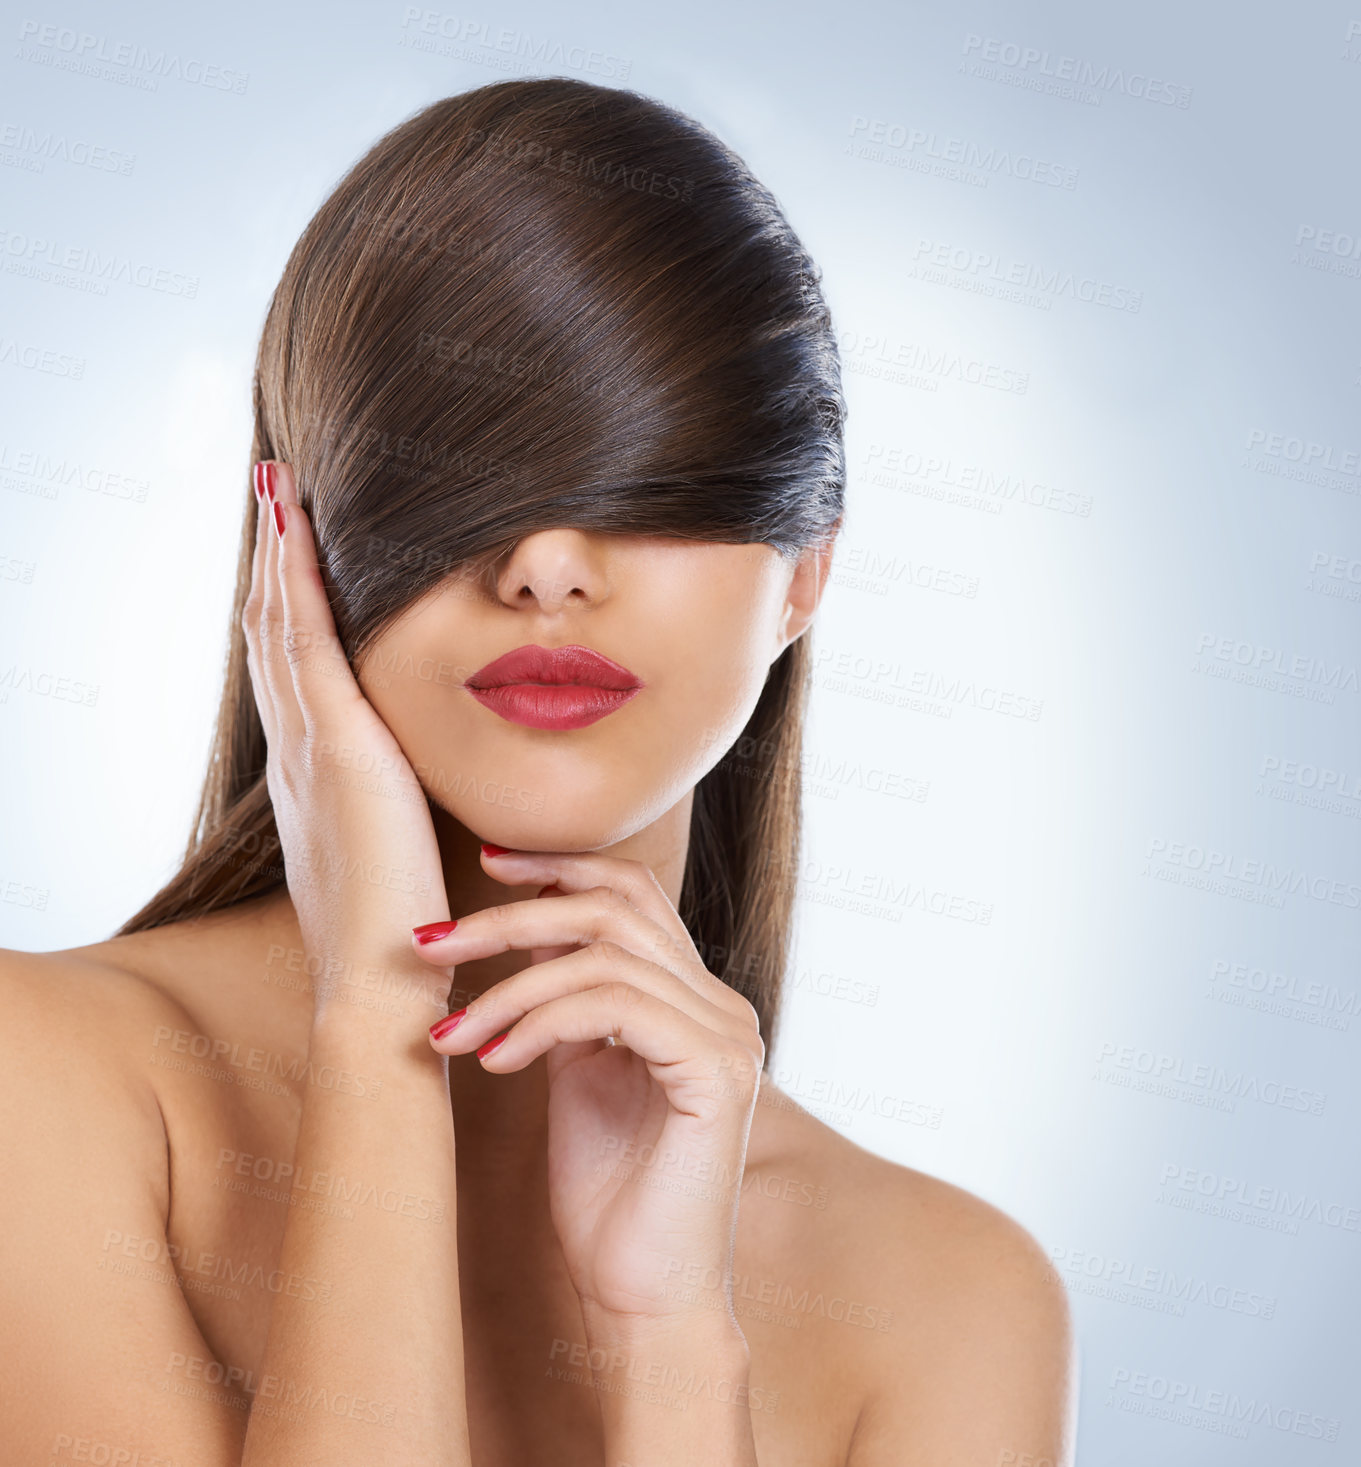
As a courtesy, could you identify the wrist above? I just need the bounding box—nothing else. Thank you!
[305,944,451,1028]
[577,1307,759,1462]
[579,1300,750,1361]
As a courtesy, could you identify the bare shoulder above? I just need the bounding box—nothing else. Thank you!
[753,1082,1077,1466]
[0,941,194,1183]
[0,935,206,1073]
[0,943,250,1455]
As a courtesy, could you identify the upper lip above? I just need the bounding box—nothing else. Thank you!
[465,644,643,690]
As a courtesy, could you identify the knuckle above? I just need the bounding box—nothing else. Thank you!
[709,979,756,1021]
[588,885,631,927]
[600,977,639,1010]
[282,624,311,668]
[587,937,627,969]
[721,1040,761,1092]
[733,992,761,1032]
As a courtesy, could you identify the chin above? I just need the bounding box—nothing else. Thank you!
[414,722,705,854]
[429,781,666,855]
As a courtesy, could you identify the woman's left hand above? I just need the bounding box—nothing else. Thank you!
[412,848,764,1334]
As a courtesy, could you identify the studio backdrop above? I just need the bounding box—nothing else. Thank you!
[2,3,1357,1462]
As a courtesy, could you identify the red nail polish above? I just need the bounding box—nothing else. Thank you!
[252,462,266,500]
[413,919,458,944]
[481,843,511,857]
[477,1033,507,1060]
[272,501,286,538]
[430,1009,466,1040]
[253,461,277,501]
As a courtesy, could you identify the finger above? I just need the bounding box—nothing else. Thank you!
[242,461,279,745]
[469,851,749,1014]
[270,462,364,725]
[427,940,755,1056]
[255,462,301,739]
[412,885,703,991]
[467,983,762,1119]
[477,850,691,951]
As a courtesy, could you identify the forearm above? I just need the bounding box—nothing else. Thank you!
[240,964,469,1465]
[580,1308,761,1466]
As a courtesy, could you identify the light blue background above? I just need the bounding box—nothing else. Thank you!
[2,2,1358,1460]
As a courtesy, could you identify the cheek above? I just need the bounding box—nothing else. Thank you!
[663,634,770,749]
[355,638,476,762]
[643,579,783,779]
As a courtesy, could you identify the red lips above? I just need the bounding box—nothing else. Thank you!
[466,643,641,691]
[464,644,643,730]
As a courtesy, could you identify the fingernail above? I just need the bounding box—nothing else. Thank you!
[477,1033,507,1060]
[253,461,277,501]
[413,919,458,944]
[430,1009,466,1040]
[272,501,286,538]
[481,843,511,857]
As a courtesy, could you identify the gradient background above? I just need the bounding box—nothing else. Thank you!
[3,2,1358,1460]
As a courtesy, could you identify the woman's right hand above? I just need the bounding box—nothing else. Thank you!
[242,459,451,1024]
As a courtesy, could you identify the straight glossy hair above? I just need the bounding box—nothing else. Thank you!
[118,76,846,1059]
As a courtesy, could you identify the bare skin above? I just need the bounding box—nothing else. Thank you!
[0,463,1076,1464]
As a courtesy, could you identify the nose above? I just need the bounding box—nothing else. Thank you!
[492,527,612,614]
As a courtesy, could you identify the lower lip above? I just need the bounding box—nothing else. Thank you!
[465,683,642,730]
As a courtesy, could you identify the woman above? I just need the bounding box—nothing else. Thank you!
[0,78,1074,1463]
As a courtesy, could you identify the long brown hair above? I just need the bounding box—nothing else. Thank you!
[118,77,846,1059]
